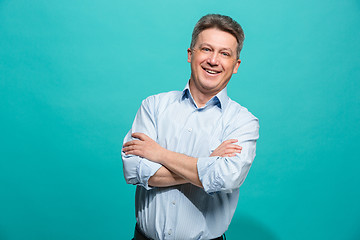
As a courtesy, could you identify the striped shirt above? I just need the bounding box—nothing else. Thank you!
[122,83,259,239]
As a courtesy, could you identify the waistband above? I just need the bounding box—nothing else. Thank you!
[134,224,225,240]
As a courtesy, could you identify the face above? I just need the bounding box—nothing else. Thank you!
[187,28,241,97]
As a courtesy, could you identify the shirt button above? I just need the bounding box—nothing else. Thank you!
[187,128,192,132]
[168,229,172,235]
[172,201,176,205]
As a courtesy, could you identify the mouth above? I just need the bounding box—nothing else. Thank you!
[202,67,221,75]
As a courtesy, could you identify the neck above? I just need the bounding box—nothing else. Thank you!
[188,80,218,108]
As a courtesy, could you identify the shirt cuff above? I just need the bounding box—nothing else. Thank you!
[137,158,162,190]
[197,156,224,193]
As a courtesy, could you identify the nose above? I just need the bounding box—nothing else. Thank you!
[207,52,219,66]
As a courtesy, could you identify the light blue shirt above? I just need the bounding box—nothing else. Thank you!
[122,83,259,240]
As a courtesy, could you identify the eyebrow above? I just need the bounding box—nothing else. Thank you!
[198,43,234,54]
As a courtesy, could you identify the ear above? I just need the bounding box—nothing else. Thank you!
[232,59,241,74]
[187,48,192,63]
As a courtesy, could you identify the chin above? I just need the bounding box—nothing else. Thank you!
[200,84,220,93]
[200,79,221,89]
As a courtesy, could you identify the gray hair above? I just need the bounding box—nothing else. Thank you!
[190,14,245,59]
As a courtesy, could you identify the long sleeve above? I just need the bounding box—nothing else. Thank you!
[197,117,259,193]
[121,96,162,190]
[124,87,260,239]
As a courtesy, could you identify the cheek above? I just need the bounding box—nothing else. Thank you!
[226,63,237,74]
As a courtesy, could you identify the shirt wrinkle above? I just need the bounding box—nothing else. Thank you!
[122,83,259,240]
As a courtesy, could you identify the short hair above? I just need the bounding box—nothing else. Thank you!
[190,14,245,59]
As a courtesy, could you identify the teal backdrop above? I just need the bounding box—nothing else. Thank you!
[1,0,359,239]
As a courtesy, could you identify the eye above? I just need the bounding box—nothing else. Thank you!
[221,52,231,57]
[201,47,211,52]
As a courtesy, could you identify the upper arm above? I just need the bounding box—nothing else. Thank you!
[121,96,162,189]
[197,116,259,193]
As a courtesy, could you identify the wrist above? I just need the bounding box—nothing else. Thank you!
[158,148,171,164]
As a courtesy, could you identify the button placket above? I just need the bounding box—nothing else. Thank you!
[184,109,197,135]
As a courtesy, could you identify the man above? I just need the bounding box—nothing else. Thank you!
[122,14,259,240]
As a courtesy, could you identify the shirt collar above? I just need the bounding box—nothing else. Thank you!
[181,81,229,110]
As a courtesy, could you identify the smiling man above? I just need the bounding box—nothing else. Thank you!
[122,14,259,240]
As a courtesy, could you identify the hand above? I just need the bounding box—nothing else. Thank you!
[210,139,242,157]
[122,132,167,163]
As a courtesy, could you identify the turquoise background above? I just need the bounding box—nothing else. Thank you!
[1,0,359,239]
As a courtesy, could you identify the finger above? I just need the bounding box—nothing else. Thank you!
[123,141,134,147]
[221,153,234,157]
[123,140,141,147]
[221,143,241,150]
[216,140,237,149]
[132,132,149,141]
[124,149,142,156]
[122,145,136,153]
[123,141,146,151]
[219,140,234,146]
[223,143,240,148]
[223,146,241,152]
[224,149,240,155]
[223,139,238,144]
[225,144,242,149]
[123,144,144,155]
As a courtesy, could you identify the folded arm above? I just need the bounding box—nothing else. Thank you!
[121,96,196,189]
[148,166,189,187]
[123,115,258,193]
[123,133,242,188]
[121,95,257,192]
[197,118,259,193]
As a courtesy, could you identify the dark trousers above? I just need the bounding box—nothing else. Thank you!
[133,224,225,240]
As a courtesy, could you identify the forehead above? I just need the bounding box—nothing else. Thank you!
[195,28,238,51]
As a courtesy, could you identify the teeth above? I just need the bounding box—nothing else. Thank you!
[206,70,217,74]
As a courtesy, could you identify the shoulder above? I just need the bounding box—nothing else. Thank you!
[227,99,258,119]
[225,99,259,128]
[141,90,182,109]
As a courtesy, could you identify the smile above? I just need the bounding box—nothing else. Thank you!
[202,67,221,75]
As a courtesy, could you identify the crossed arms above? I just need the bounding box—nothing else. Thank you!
[122,133,242,188]
[121,96,259,193]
